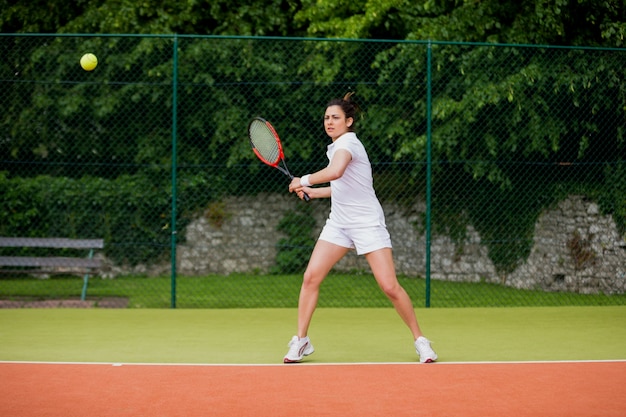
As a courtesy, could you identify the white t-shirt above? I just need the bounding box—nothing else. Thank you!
[326,132,386,228]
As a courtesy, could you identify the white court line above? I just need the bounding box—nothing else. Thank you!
[1,359,625,367]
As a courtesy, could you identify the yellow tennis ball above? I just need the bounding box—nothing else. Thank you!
[80,53,98,71]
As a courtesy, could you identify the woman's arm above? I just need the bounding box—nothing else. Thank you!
[297,186,331,200]
[289,149,351,199]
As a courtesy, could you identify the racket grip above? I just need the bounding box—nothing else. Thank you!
[290,174,311,202]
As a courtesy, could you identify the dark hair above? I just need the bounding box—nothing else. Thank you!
[326,92,361,131]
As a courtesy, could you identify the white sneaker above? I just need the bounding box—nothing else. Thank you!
[283,336,314,363]
[415,336,437,363]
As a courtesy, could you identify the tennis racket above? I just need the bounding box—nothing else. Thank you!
[248,117,310,202]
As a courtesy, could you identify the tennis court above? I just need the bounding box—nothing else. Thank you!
[2,25,625,417]
[2,361,624,417]
[1,306,625,416]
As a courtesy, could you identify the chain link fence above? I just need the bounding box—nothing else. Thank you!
[1,34,625,308]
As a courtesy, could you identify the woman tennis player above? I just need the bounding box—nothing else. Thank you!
[284,92,438,363]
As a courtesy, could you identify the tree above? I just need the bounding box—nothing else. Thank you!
[1,0,624,273]
[295,0,625,47]
[1,0,306,36]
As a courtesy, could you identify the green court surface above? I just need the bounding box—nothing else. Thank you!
[1,306,624,364]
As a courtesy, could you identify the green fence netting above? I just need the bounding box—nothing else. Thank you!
[1,34,625,307]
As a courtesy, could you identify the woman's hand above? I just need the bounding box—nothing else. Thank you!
[289,177,304,194]
[295,187,312,200]
[292,185,331,200]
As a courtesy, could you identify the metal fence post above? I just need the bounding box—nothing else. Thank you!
[425,40,433,308]
[170,34,179,309]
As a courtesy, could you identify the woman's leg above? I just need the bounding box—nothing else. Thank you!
[365,247,424,340]
[297,240,350,337]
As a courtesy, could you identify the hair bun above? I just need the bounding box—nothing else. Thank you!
[343,91,355,102]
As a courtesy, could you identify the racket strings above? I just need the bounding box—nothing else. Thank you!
[249,121,280,164]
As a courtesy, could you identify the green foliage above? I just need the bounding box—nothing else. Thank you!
[424,158,626,276]
[1,0,305,36]
[295,0,625,48]
[0,1,623,311]
[1,0,624,279]
[0,172,168,264]
[272,203,316,274]
[600,161,626,236]
[0,171,216,265]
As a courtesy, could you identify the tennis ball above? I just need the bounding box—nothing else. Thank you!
[80,53,98,71]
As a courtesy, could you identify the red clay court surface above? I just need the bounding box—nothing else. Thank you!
[1,360,625,417]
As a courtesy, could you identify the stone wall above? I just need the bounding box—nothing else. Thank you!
[170,194,625,294]
[506,196,625,294]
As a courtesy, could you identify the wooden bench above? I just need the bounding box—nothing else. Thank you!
[0,237,104,301]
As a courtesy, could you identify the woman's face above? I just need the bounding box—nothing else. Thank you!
[324,105,353,141]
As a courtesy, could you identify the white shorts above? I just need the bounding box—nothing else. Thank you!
[318,222,392,255]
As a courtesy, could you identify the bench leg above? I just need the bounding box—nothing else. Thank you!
[81,249,95,301]
[81,273,90,301]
